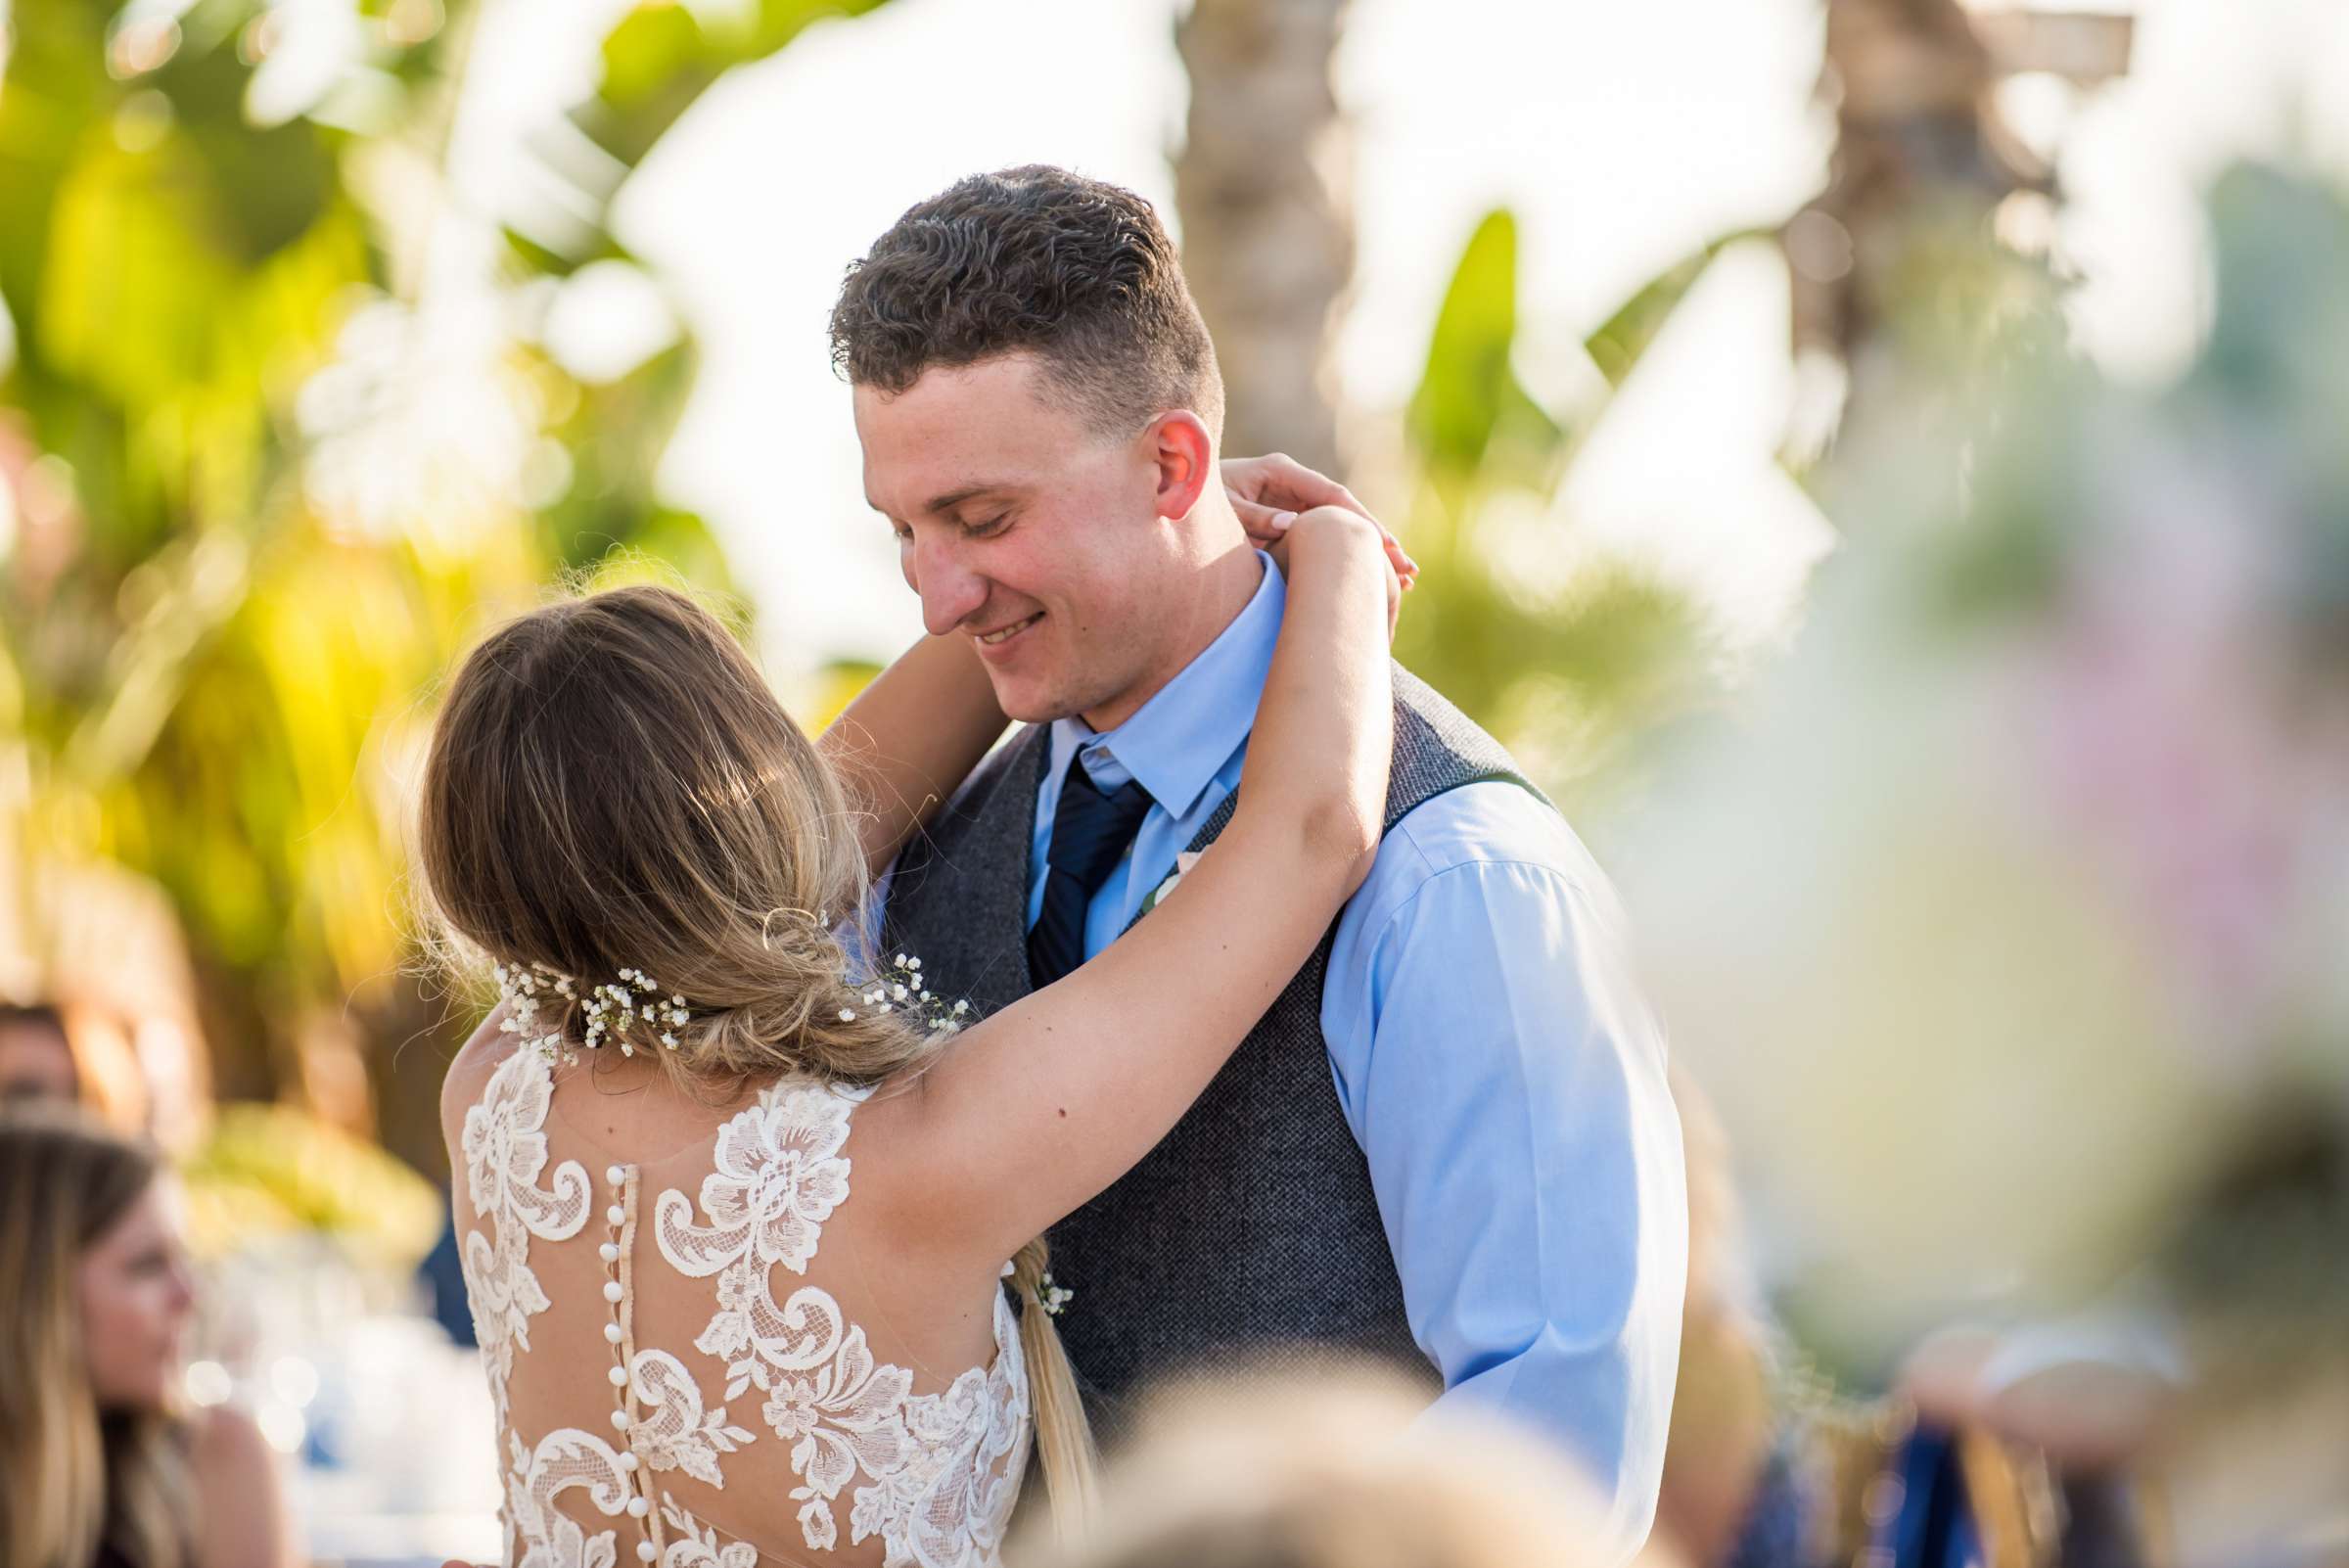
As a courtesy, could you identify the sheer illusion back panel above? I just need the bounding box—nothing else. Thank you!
[451,1041,1032,1568]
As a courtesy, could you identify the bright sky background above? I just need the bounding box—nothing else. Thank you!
[454,0,2349,676]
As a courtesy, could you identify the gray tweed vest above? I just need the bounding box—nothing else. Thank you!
[882,667,1537,1427]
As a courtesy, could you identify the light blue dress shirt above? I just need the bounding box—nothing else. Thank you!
[924,554,1685,1554]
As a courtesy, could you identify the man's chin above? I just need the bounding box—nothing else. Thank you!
[998,698,1083,727]
[988,670,1098,728]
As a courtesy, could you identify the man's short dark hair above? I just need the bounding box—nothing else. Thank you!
[829,165,1224,440]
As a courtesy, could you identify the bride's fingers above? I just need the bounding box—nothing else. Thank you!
[1235,452,1380,530]
[1379,528,1419,588]
[1229,487,1415,586]
[1232,496,1294,542]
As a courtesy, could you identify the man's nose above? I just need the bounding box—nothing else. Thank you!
[910,537,989,638]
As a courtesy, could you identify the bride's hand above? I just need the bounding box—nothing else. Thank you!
[1222,452,1417,595]
[1284,504,1405,645]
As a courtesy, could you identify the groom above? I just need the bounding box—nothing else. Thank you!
[839,167,1687,1553]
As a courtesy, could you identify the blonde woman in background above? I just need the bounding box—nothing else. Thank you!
[0,1004,80,1104]
[1019,1364,1683,1568]
[0,1109,299,1568]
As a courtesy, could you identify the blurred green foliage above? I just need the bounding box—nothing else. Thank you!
[1394,209,1769,798]
[0,0,889,1146]
[506,0,888,273]
[182,1099,444,1268]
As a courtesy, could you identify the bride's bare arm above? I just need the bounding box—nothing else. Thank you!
[892,507,1396,1259]
[819,632,1010,878]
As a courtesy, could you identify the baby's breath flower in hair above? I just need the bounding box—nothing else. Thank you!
[496,962,691,1064]
[493,949,968,1067]
[866,952,966,1038]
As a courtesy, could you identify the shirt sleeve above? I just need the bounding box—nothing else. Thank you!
[1323,788,1688,1559]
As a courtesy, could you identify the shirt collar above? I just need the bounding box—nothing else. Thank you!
[1048,551,1285,820]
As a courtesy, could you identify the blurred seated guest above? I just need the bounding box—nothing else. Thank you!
[0,1108,300,1568]
[1895,1322,2178,1568]
[1654,1065,2177,1568]
[0,1002,80,1104]
[1665,1319,2176,1568]
[1655,1070,1813,1568]
[1019,1362,1683,1568]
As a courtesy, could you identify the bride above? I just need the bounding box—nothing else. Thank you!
[422,504,1400,1567]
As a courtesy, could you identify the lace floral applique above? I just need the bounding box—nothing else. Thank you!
[659,1499,760,1568]
[771,1301,915,1550]
[655,1081,924,1551]
[659,1079,852,1287]
[463,1048,592,1427]
[628,1350,757,1489]
[850,1289,1031,1568]
[504,1427,634,1568]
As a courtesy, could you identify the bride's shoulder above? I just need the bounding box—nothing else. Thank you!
[440,999,525,1137]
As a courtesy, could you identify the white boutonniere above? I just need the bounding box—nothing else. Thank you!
[1139,851,1204,918]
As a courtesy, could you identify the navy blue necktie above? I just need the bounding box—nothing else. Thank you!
[1028,751,1154,987]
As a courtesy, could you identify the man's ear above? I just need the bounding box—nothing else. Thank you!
[1147,410,1215,522]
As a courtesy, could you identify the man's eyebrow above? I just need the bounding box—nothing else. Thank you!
[920,482,1020,516]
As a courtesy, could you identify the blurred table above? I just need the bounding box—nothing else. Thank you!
[188,1242,503,1567]
[291,1314,502,1566]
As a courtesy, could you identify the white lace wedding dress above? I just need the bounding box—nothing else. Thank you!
[455,1041,1032,1567]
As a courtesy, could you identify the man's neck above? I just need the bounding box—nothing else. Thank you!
[1078,494,1260,734]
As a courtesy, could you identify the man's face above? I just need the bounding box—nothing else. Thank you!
[856,354,1178,725]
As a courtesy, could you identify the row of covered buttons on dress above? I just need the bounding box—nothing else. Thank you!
[600,1163,661,1563]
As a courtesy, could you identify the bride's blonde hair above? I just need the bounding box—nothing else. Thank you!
[418,583,1097,1528]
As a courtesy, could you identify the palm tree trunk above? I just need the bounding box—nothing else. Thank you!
[1794,0,2018,374]
[1174,0,1354,480]
[1792,0,2133,400]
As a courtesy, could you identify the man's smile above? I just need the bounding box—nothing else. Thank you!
[973,612,1043,650]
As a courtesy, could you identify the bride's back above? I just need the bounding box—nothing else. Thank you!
[445,1025,1028,1568]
